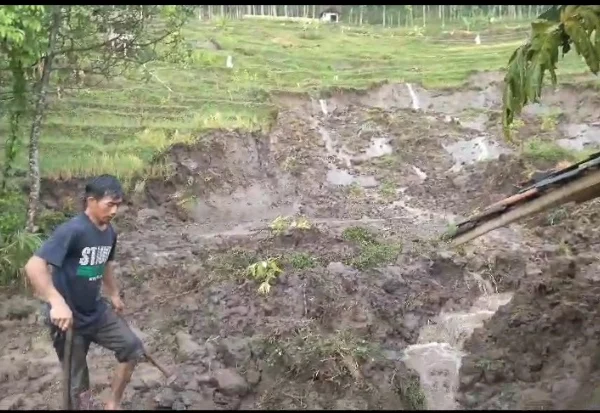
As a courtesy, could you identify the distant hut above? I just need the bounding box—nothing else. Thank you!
[319,7,341,23]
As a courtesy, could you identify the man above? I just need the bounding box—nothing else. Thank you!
[25,174,144,410]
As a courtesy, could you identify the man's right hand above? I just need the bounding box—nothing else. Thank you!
[49,300,73,331]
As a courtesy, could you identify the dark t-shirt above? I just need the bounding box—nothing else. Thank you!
[35,213,117,329]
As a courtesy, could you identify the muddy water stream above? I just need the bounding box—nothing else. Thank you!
[401,292,514,410]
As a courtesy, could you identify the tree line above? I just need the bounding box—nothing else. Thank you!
[196,5,551,27]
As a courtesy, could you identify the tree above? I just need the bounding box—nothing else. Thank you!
[0,6,194,231]
[0,6,47,192]
[502,5,600,140]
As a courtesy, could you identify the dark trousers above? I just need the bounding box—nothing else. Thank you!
[49,305,144,409]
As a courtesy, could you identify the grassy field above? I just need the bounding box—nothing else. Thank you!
[0,18,595,181]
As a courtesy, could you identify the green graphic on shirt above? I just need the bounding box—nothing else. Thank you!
[76,264,105,279]
[77,245,112,281]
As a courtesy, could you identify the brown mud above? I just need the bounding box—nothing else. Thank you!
[1,72,600,410]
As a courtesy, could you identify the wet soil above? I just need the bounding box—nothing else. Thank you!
[2,72,600,410]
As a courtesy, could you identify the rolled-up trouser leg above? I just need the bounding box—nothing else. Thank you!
[51,327,91,410]
[91,306,145,364]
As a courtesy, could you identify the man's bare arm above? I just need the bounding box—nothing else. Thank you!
[25,256,68,307]
[103,262,120,298]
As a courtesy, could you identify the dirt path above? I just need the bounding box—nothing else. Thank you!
[2,73,600,410]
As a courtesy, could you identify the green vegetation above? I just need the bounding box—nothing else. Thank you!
[342,226,402,269]
[397,375,427,410]
[246,257,283,295]
[522,139,597,164]
[379,180,397,199]
[269,215,312,235]
[261,326,379,384]
[288,252,318,270]
[502,5,600,138]
[0,191,41,286]
[1,15,591,182]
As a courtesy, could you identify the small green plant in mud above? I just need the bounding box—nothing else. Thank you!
[342,226,402,270]
[509,117,525,132]
[522,139,575,164]
[288,252,318,270]
[176,193,199,211]
[379,180,397,200]
[246,258,283,295]
[347,182,364,199]
[396,375,427,410]
[209,248,257,280]
[260,326,380,385]
[269,215,312,235]
[281,155,298,172]
[546,207,569,226]
[475,358,504,372]
[540,113,560,131]
[440,222,459,241]
[350,243,402,270]
[342,226,377,245]
[371,154,401,169]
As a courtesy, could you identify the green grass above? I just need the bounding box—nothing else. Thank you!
[0,18,593,180]
[522,139,597,164]
[342,226,402,269]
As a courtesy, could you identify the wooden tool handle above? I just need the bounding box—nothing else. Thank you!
[62,328,74,410]
[144,351,173,378]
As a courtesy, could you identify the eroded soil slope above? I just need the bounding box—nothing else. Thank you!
[1,73,600,410]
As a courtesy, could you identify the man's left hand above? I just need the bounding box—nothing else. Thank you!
[110,294,125,314]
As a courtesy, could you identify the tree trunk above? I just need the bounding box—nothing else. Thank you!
[26,6,61,233]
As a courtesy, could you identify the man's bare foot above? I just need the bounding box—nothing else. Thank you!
[105,399,122,410]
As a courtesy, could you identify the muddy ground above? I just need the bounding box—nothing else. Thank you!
[1,72,600,410]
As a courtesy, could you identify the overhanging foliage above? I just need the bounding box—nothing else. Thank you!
[502,5,600,140]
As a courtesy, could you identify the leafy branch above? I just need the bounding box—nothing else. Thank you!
[502,5,600,141]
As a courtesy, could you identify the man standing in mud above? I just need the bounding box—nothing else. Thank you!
[25,174,144,410]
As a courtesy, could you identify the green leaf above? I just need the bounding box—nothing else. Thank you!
[502,5,600,139]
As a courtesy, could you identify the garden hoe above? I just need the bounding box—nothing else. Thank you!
[447,151,600,247]
[62,328,73,410]
[118,314,178,386]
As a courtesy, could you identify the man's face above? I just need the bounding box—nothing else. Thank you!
[87,195,123,224]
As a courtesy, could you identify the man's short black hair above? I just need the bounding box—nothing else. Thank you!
[84,174,124,204]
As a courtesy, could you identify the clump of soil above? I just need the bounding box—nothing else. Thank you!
[458,197,600,410]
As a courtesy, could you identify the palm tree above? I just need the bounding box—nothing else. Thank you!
[502,5,600,139]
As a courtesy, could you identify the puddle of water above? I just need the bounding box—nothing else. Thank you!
[319,99,328,116]
[363,137,393,158]
[402,292,513,410]
[406,82,421,110]
[317,117,391,187]
[412,165,428,181]
[353,137,393,162]
[558,123,600,151]
[522,102,558,117]
[443,136,511,172]
[326,167,378,187]
[459,113,489,132]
